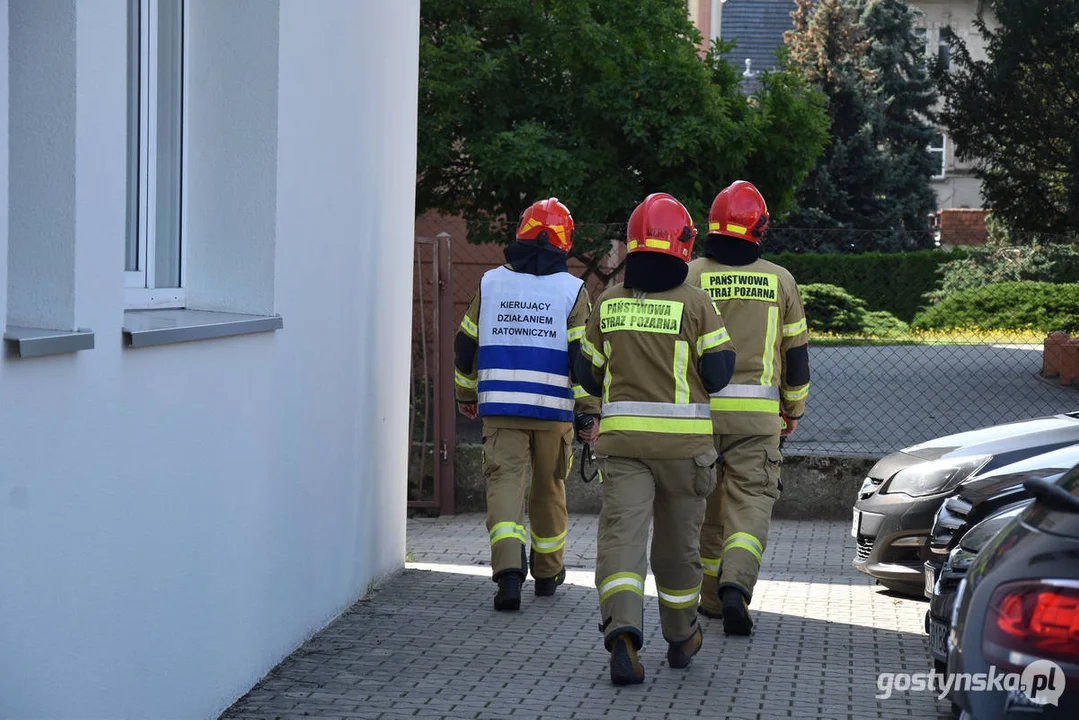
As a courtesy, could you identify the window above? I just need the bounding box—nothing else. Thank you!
[937,26,953,72]
[913,27,928,56]
[126,0,186,309]
[929,132,946,179]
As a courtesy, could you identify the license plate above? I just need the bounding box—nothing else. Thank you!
[852,510,860,538]
[925,565,937,597]
[929,618,948,660]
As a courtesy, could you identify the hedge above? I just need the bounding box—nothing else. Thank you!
[763,249,961,322]
[801,283,909,336]
[912,282,1079,333]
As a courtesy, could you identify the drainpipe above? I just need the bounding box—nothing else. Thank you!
[711,0,724,42]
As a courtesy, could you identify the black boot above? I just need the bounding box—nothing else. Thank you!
[609,633,645,685]
[493,571,524,612]
[721,586,753,636]
[534,566,566,597]
[667,624,703,669]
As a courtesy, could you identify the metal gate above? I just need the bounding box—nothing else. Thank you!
[409,233,455,514]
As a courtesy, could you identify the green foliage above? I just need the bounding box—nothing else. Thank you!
[783,0,938,242]
[927,217,1079,302]
[766,249,958,321]
[912,282,1079,333]
[417,0,829,279]
[801,283,908,335]
[937,0,1079,235]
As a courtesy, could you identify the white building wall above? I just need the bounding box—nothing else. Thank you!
[0,1,419,718]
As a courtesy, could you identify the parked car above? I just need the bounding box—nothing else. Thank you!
[853,413,1079,596]
[926,501,1031,672]
[948,466,1079,718]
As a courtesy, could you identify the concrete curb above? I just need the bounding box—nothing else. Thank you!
[412,443,874,520]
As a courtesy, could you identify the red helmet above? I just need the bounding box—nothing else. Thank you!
[516,198,574,252]
[708,181,770,244]
[626,193,697,261]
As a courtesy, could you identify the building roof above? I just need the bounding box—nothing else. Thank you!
[720,0,797,92]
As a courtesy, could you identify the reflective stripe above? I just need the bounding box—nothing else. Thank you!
[479,368,571,388]
[531,529,567,553]
[459,315,479,339]
[657,583,702,609]
[673,340,690,405]
[572,384,590,399]
[489,522,527,546]
[602,401,710,419]
[697,327,730,354]
[782,382,810,402]
[455,369,477,389]
[710,397,780,414]
[724,532,763,562]
[602,341,612,404]
[478,391,574,412]
[701,556,721,577]
[761,306,779,387]
[707,221,748,235]
[598,572,645,602]
[782,318,807,336]
[627,238,671,251]
[599,416,713,435]
[710,383,780,400]
[568,325,585,342]
[582,338,606,368]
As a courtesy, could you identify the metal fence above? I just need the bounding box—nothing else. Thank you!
[412,214,1078,472]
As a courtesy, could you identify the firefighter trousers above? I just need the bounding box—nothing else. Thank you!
[483,425,573,580]
[699,434,783,613]
[595,449,718,649]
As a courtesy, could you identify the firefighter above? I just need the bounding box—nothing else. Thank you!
[575,193,736,685]
[687,181,811,635]
[454,198,601,612]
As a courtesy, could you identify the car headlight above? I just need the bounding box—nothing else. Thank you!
[883,455,991,497]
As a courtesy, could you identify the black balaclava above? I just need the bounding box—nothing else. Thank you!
[703,233,762,266]
[504,235,569,276]
[623,252,688,293]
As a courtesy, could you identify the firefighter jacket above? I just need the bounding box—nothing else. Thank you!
[578,283,736,460]
[687,257,810,436]
[455,265,600,429]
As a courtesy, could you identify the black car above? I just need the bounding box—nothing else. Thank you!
[948,467,1079,718]
[926,500,1031,672]
[853,413,1079,597]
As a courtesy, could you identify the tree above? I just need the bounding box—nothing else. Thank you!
[783,0,938,247]
[937,0,1079,235]
[417,0,829,278]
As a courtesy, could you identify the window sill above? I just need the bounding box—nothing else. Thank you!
[3,326,95,358]
[122,309,283,348]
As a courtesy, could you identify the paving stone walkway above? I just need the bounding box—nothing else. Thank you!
[221,515,950,719]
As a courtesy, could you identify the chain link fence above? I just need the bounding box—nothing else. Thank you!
[415,211,1079,459]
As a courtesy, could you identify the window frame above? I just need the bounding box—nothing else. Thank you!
[929,132,947,180]
[125,0,189,311]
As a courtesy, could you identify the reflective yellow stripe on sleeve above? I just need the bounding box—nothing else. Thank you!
[582,338,606,368]
[701,556,721,577]
[696,328,730,354]
[573,384,590,399]
[568,325,585,342]
[782,318,808,337]
[454,369,477,390]
[459,315,479,339]
[782,382,810,402]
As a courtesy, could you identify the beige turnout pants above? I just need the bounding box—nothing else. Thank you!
[595,449,718,649]
[483,425,572,580]
[699,434,783,613]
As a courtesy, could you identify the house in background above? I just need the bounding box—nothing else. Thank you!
[0,1,419,718]
[688,0,997,216]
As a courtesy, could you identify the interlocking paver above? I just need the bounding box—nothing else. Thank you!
[220,515,950,719]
